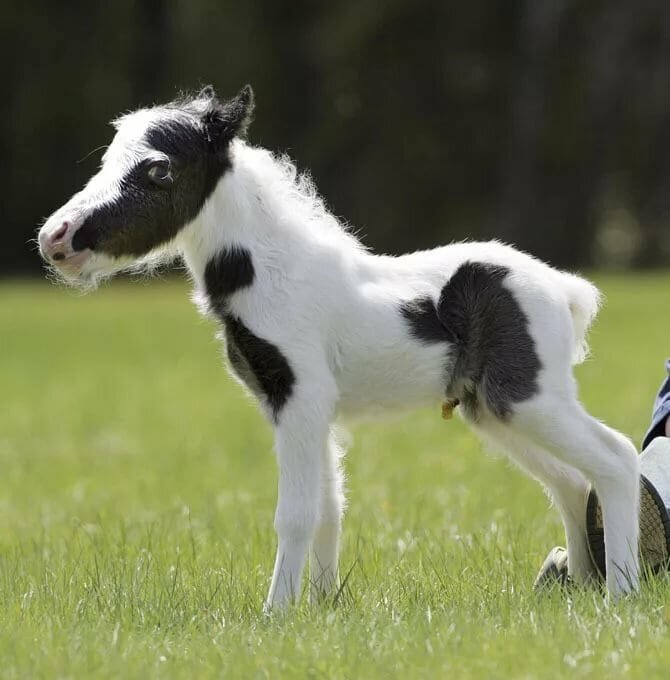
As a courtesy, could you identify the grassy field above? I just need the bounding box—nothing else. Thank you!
[1,274,670,678]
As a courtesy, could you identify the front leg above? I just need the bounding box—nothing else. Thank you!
[265,378,337,611]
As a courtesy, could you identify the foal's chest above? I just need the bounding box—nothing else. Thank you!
[202,246,295,422]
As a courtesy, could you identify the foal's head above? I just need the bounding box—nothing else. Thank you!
[38,85,254,285]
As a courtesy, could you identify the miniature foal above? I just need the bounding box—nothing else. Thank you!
[38,86,640,608]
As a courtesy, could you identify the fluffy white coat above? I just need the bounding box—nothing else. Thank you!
[39,109,641,608]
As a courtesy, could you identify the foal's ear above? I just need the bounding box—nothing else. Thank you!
[202,85,255,149]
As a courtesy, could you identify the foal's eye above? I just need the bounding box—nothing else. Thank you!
[147,161,173,188]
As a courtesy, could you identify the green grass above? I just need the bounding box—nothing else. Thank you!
[1,274,670,678]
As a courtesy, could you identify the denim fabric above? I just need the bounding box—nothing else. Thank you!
[642,359,670,450]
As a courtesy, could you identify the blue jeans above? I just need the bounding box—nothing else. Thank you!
[642,359,670,450]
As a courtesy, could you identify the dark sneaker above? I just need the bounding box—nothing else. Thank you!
[537,438,670,589]
[586,475,670,579]
[533,546,569,591]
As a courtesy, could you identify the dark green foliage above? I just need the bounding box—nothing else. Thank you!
[3,1,670,275]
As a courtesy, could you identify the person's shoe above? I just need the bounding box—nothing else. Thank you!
[537,438,670,589]
[533,546,569,591]
[586,474,670,578]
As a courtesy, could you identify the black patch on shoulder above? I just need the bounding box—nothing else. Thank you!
[200,246,292,420]
[399,261,541,421]
[204,247,255,304]
[221,314,295,422]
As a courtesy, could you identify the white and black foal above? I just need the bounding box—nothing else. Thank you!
[38,86,640,607]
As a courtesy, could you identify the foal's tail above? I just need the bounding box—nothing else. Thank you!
[558,272,602,365]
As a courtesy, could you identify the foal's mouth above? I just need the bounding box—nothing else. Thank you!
[49,250,92,268]
[44,249,96,285]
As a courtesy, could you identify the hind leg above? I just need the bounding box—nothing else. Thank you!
[471,419,595,582]
[513,395,640,596]
[310,430,345,601]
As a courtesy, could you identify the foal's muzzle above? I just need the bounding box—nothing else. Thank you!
[39,214,91,270]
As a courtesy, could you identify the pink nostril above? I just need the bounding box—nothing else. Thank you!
[49,221,69,244]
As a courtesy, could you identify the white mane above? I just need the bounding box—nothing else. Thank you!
[226,140,364,250]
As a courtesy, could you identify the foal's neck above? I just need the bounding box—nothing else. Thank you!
[179,141,365,286]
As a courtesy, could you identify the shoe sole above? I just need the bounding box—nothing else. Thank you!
[533,546,569,591]
[586,475,670,579]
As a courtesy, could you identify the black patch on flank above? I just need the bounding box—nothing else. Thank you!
[221,314,295,422]
[400,296,456,344]
[73,86,255,258]
[400,261,541,421]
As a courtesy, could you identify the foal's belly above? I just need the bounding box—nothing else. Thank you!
[335,342,449,418]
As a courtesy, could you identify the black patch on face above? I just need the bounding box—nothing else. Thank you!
[72,116,227,257]
[204,247,255,303]
[221,314,295,422]
[400,261,541,421]
[72,86,255,258]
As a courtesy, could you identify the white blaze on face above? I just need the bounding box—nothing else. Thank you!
[84,109,161,208]
[38,107,170,286]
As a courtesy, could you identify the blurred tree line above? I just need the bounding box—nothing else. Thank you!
[2,0,670,276]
